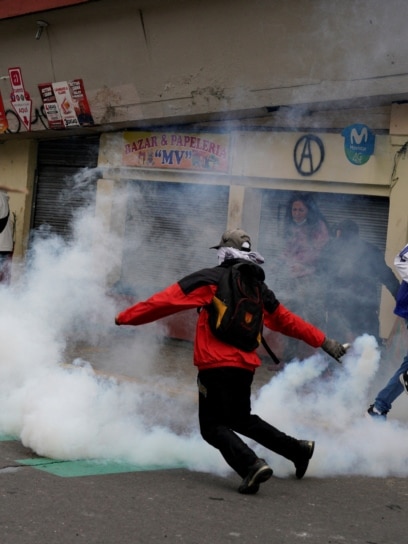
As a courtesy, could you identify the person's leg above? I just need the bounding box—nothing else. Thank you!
[217,370,315,478]
[198,367,314,483]
[400,369,408,393]
[233,412,314,479]
[197,368,260,478]
[198,367,273,494]
[235,414,306,460]
[370,352,408,415]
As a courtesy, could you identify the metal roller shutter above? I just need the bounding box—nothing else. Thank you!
[256,187,390,290]
[118,180,230,297]
[33,136,100,240]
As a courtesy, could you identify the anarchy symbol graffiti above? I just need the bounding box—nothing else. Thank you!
[293,134,325,176]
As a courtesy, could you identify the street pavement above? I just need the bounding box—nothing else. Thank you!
[0,436,407,544]
[1,337,407,544]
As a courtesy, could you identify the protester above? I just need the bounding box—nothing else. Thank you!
[0,192,14,284]
[367,241,407,418]
[277,192,330,360]
[115,228,347,494]
[319,219,400,343]
[0,213,14,284]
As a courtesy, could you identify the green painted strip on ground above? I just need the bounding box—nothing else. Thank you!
[17,457,60,466]
[0,434,18,441]
[17,457,184,477]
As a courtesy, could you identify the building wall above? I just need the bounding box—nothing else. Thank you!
[99,127,408,338]
[0,0,407,338]
[0,0,408,132]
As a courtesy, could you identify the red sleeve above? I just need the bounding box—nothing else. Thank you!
[264,303,325,348]
[116,282,217,326]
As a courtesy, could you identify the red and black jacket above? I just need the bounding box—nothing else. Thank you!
[116,259,325,372]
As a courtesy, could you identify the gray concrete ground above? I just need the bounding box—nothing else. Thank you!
[0,437,407,544]
[1,337,407,544]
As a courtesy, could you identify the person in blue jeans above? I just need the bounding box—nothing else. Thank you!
[367,242,408,418]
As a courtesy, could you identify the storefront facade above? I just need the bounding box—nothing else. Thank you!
[0,0,408,339]
[95,125,406,339]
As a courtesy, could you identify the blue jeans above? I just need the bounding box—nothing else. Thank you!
[374,319,408,414]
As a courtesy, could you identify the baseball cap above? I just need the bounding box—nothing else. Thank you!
[211,228,251,251]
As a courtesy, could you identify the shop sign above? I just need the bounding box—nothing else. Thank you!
[38,78,94,129]
[0,92,8,133]
[8,67,32,131]
[342,123,375,165]
[123,131,230,173]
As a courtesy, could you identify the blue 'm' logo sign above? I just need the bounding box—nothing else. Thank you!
[341,123,375,165]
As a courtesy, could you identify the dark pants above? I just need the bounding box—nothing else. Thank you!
[197,367,302,478]
[0,252,12,285]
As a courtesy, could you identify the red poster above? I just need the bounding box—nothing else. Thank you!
[68,79,94,126]
[0,92,8,133]
[38,83,64,129]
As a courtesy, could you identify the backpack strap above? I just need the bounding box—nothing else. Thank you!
[261,335,281,365]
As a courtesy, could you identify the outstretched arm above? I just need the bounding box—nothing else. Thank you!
[264,303,325,347]
[264,303,347,362]
[115,282,216,326]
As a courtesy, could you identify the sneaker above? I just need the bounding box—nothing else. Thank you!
[238,458,273,495]
[399,371,408,395]
[294,440,315,479]
[367,404,387,418]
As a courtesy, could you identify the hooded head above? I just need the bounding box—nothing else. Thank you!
[210,228,251,252]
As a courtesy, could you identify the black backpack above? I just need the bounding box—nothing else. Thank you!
[207,261,280,364]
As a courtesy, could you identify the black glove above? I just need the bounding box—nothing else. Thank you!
[321,337,347,362]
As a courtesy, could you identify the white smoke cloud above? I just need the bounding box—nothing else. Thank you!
[0,186,407,481]
[253,335,408,478]
[0,188,226,475]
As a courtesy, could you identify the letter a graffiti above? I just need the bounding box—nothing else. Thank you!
[293,134,325,176]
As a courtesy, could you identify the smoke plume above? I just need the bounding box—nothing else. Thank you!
[0,181,406,481]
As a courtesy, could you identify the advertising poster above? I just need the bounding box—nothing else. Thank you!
[39,79,94,129]
[122,131,230,173]
[8,66,32,131]
[0,92,8,133]
[51,81,80,128]
[68,79,94,126]
[38,83,64,129]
